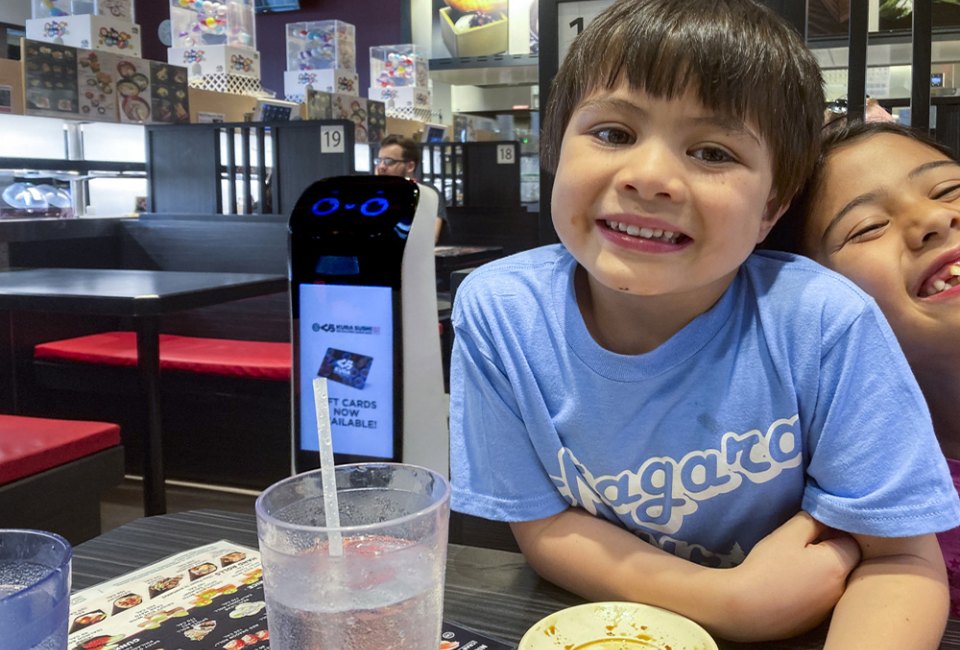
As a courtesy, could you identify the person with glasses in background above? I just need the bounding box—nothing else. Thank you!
[374,134,448,244]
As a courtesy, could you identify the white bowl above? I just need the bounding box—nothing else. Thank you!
[518,601,718,650]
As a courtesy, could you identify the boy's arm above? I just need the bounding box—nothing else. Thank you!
[824,533,949,649]
[512,507,860,642]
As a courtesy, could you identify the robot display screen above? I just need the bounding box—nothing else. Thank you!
[290,176,418,466]
[298,283,394,459]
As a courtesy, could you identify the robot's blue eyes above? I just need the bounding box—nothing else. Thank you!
[311,193,389,217]
[360,198,388,216]
[311,197,339,216]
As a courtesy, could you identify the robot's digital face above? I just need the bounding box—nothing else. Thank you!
[298,176,418,241]
[311,192,390,217]
[290,175,419,289]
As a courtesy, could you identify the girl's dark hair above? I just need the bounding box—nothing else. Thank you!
[764,121,958,254]
[541,0,824,210]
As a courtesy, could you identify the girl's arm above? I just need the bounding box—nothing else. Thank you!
[824,533,949,649]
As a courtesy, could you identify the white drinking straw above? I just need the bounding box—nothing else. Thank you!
[312,376,343,556]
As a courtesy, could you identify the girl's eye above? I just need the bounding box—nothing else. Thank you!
[845,221,888,244]
[590,127,633,145]
[932,183,960,201]
[690,147,735,164]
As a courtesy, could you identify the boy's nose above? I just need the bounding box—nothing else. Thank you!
[616,139,685,202]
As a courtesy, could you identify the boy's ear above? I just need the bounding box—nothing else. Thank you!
[757,194,790,244]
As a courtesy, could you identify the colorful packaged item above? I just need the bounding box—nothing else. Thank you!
[169,0,256,49]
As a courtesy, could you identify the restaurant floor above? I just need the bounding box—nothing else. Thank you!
[99,478,259,534]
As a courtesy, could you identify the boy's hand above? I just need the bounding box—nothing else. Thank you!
[720,512,860,640]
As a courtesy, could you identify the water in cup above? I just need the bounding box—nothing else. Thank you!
[262,533,441,647]
[0,529,72,650]
[256,463,450,650]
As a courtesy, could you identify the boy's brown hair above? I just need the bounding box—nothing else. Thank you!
[541,0,824,210]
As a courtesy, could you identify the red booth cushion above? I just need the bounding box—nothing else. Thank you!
[35,331,291,381]
[0,415,121,485]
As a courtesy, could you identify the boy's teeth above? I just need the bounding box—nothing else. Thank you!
[606,220,679,243]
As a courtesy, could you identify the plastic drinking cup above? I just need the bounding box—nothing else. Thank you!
[0,529,72,650]
[255,462,450,650]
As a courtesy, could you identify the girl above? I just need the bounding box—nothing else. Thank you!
[768,120,960,614]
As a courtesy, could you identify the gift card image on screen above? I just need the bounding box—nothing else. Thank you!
[318,348,374,389]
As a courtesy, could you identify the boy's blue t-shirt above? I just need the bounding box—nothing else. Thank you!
[450,244,960,568]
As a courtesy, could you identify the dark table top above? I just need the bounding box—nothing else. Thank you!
[0,268,287,316]
[70,510,960,649]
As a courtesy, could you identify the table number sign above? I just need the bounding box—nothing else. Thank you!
[556,0,614,63]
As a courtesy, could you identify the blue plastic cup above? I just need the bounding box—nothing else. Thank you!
[0,530,72,650]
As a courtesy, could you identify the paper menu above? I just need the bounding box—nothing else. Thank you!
[69,540,516,650]
[68,540,265,649]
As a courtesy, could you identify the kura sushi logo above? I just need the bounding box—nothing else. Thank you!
[183,49,205,63]
[43,21,67,38]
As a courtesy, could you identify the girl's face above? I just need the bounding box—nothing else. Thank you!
[805,133,960,370]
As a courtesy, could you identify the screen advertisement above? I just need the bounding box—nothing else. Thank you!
[289,175,419,470]
[298,283,394,459]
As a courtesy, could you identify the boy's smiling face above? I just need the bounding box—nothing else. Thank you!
[805,132,960,371]
[552,83,784,318]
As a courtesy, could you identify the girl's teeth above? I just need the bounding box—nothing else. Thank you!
[925,271,960,296]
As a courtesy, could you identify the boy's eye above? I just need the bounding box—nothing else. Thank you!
[590,127,634,146]
[690,146,735,164]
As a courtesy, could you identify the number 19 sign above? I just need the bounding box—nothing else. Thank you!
[320,125,345,154]
[556,0,613,63]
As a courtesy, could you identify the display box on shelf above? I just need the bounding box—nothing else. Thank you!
[168,44,261,95]
[368,85,430,110]
[169,0,256,50]
[438,6,508,58]
[304,88,386,144]
[370,43,428,88]
[32,0,135,20]
[285,20,355,72]
[283,69,358,102]
[168,45,260,79]
[26,14,142,57]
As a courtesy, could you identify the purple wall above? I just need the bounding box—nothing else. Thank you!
[135,0,404,97]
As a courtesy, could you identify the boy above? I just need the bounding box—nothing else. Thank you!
[374,134,447,243]
[449,0,960,647]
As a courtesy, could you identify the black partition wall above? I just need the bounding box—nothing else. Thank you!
[145,119,357,216]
